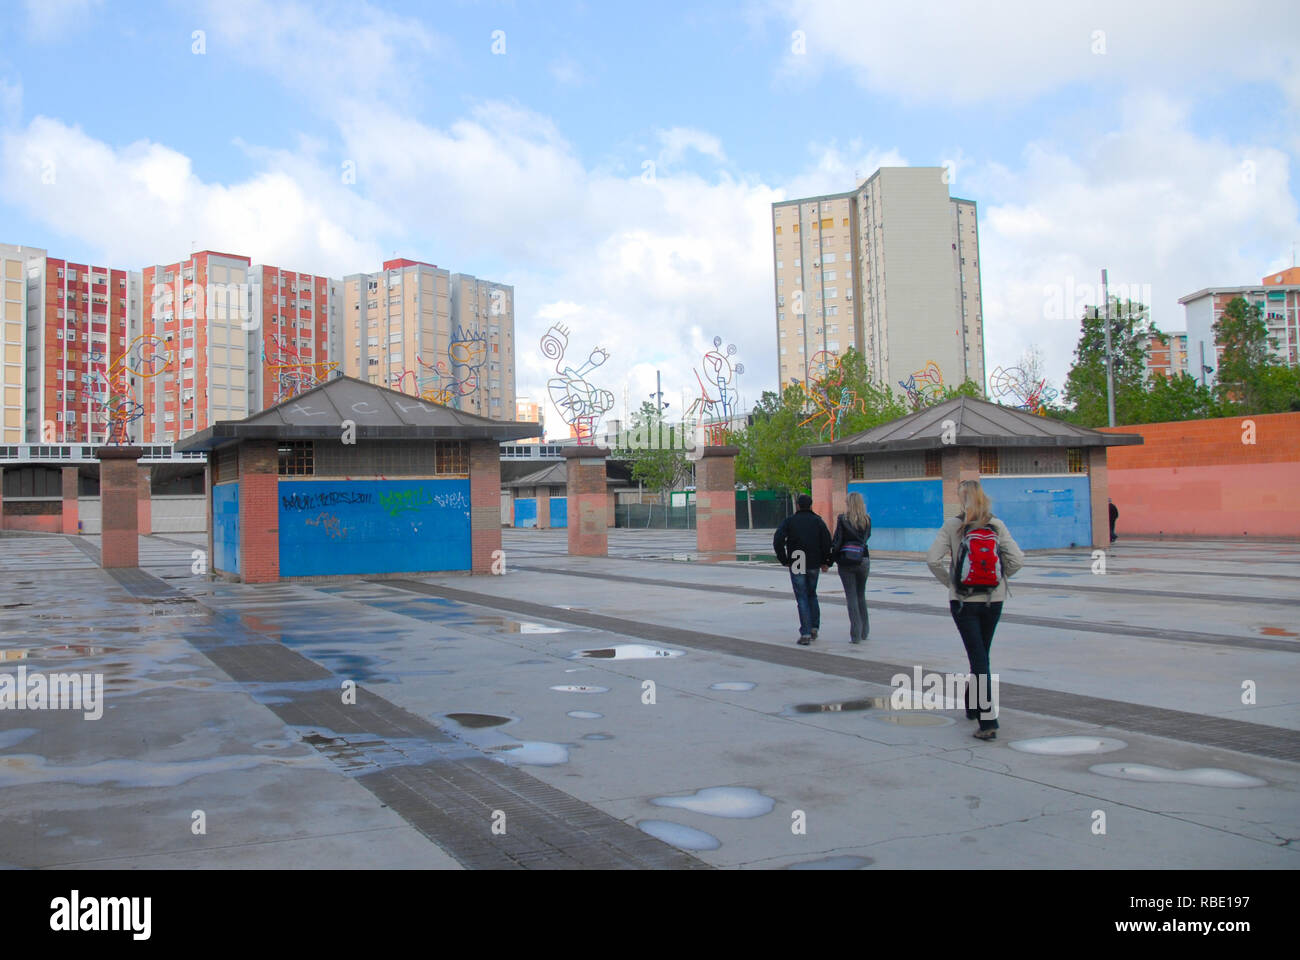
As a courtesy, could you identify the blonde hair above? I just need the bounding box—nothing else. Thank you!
[844,491,868,531]
[957,479,993,528]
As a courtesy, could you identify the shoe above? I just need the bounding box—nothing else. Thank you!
[797,636,812,646]
[850,638,861,645]
[810,629,818,640]
[966,711,980,720]
[973,729,997,740]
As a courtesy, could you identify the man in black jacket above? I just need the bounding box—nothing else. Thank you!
[773,494,833,645]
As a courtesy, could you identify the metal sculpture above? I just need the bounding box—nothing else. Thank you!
[89,333,173,444]
[541,323,613,443]
[791,352,866,441]
[683,335,745,445]
[388,325,489,409]
[264,333,339,405]
[988,365,1058,415]
[897,360,944,407]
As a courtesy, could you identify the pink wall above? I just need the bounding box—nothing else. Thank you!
[1106,462,1300,538]
[3,515,62,533]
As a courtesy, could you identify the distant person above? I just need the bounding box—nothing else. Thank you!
[830,491,871,644]
[1109,498,1118,543]
[773,494,832,646]
[926,480,1025,741]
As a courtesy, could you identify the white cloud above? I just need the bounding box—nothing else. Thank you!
[0,78,21,126]
[23,0,103,41]
[548,56,586,87]
[655,127,728,167]
[769,0,1300,106]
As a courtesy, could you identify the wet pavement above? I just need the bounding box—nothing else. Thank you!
[0,528,1296,869]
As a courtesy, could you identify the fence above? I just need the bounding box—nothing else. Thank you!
[613,492,795,530]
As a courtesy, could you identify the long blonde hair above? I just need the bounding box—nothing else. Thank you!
[844,491,869,531]
[957,479,992,528]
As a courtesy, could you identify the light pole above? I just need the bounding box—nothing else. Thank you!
[1102,268,1116,427]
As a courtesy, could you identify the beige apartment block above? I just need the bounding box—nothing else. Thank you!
[0,244,33,444]
[341,258,516,421]
[772,166,986,398]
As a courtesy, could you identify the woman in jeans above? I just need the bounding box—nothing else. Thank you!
[831,492,871,644]
[926,479,1024,740]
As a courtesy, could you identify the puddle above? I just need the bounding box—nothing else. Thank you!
[571,644,684,660]
[487,742,569,765]
[637,820,721,851]
[786,855,875,870]
[743,601,764,605]
[567,711,603,719]
[1089,764,1266,788]
[651,786,774,818]
[550,684,609,694]
[793,698,886,714]
[475,617,567,634]
[515,659,549,665]
[581,733,614,741]
[0,753,306,788]
[1010,736,1127,756]
[875,714,954,727]
[444,713,513,729]
[1,603,31,609]
[709,681,756,692]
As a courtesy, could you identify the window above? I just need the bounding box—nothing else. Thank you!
[924,450,942,477]
[278,441,314,476]
[849,455,864,480]
[823,253,836,263]
[825,288,837,299]
[1067,448,1086,473]
[979,448,999,474]
[824,271,837,281]
[794,259,801,267]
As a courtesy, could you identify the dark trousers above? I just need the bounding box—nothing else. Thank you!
[790,569,821,637]
[949,599,1003,730]
[837,561,869,642]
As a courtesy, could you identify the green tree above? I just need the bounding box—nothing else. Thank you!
[1131,372,1222,423]
[1212,296,1284,413]
[616,400,692,505]
[1062,298,1160,426]
[731,385,813,499]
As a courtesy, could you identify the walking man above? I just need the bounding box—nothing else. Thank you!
[773,493,833,646]
[1108,498,1118,543]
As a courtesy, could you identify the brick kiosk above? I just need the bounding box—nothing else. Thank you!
[801,397,1141,552]
[61,466,79,535]
[695,445,739,555]
[562,446,610,557]
[176,376,535,583]
[97,446,144,568]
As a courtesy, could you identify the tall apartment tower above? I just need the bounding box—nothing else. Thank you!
[772,167,986,396]
[0,243,143,444]
[248,265,341,411]
[341,258,516,420]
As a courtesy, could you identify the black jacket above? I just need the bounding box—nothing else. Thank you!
[830,514,870,565]
[773,509,833,569]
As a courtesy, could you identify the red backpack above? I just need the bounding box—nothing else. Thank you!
[954,522,1002,596]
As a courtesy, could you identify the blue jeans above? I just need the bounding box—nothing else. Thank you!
[950,600,1002,730]
[790,569,821,637]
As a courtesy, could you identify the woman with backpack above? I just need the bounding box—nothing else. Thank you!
[926,479,1024,740]
[830,491,871,645]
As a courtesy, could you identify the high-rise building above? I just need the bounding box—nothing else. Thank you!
[1141,331,1189,381]
[0,243,143,444]
[771,167,985,396]
[515,397,544,442]
[249,265,341,411]
[341,258,516,420]
[1179,274,1300,387]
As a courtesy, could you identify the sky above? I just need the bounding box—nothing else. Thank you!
[2,0,1298,436]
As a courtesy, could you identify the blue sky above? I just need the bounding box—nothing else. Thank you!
[2,0,1298,432]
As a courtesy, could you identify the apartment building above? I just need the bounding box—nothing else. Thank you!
[342,258,516,421]
[0,243,143,445]
[515,397,545,443]
[249,265,341,411]
[772,166,985,395]
[1179,273,1300,387]
[1141,331,1189,381]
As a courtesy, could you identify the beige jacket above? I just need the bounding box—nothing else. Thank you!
[926,516,1025,603]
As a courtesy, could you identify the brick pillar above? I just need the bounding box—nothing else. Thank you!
[61,466,79,534]
[205,459,214,575]
[96,447,142,568]
[137,465,152,536]
[537,486,550,530]
[941,447,980,517]
[1089,446,1109,549]
[696,445,739,555]
[470,439,502,574]
[0,467,6,530]
[563,447,609,557]
[238,440,279,584]
[810,455,848,533]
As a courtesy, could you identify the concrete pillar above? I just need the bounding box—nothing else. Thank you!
[563,447,609,557]
[61,466,79,534]
[1089,446,1109,549]
[696,445,739,555]
[810,454,848,534]
[941,447,980,518]
[205,459,214,576]
[97,447,142,568]
[237,439,279,584]
[537,485,550,530]
[470,439,502,574]
[137,465,152,536]
[0,467,6,530]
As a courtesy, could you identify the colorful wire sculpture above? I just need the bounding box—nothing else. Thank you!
[541,323,613,443]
